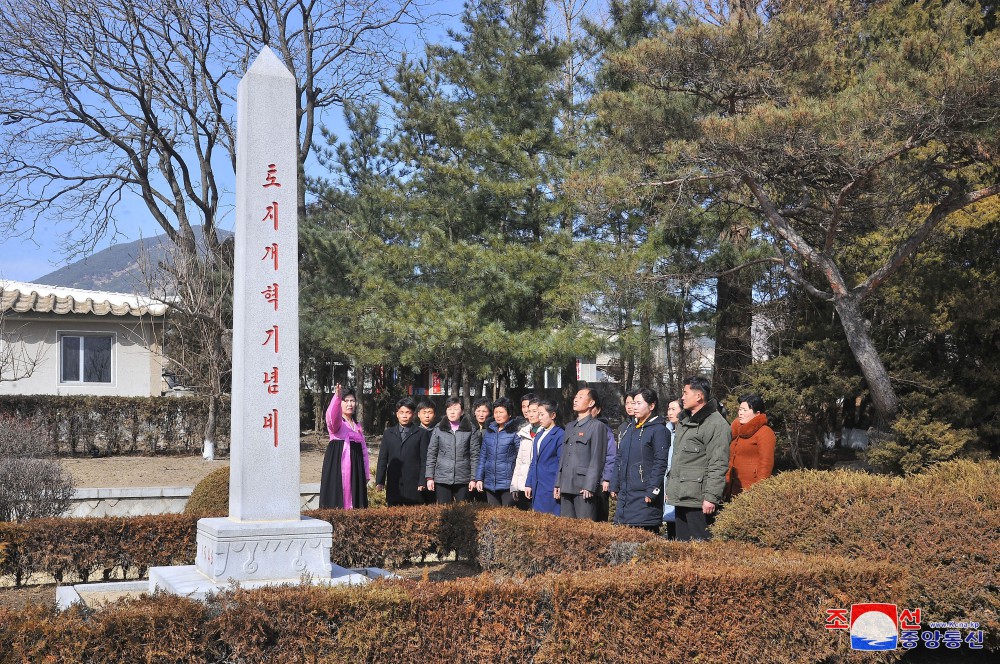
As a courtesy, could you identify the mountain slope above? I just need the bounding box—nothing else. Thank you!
[35,227,231,293]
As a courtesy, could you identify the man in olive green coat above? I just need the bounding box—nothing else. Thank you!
[665,376,731,540]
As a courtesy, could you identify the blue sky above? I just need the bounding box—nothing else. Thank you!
[0,0,470,283]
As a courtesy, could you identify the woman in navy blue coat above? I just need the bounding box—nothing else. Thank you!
[611,388,670,531]
[524,399,564,516]
[474,397,520,506]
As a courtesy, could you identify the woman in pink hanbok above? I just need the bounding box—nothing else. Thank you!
[319,384,370,509]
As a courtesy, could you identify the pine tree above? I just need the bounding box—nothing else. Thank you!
[305,0,601,411]
[592,0,1000,427]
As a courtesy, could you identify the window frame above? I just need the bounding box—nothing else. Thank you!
[58,331,116,386]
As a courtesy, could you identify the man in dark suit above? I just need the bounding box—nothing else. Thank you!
[555,387,609,520]
[375,397,431,506]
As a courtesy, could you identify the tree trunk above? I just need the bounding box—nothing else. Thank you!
[832,294,899,427]
[561,357,579,416]
[639,311,654,387]
[664,334,674,396]
[202,394,218,460]
[676,292,688,394]
[624,353,635,393]
[461,364,471,411]
[713,265,753,402]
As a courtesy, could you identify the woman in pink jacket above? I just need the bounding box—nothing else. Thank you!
[319,384,370,509]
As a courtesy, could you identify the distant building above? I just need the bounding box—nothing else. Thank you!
[0,281,167,397]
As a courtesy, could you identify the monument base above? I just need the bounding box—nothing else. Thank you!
[148,564,389,602]
[194,515,333,583]
[141,515,395,602]
[55,565,395,608]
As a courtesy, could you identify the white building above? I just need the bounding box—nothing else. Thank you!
[0,281,167,397]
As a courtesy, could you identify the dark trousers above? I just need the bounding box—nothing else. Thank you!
[511,491,532,511]
[435,483,469,504]
[674,506,714,541]
[485,489,515,507]
[560,492,597,520]
[596,489,610,522]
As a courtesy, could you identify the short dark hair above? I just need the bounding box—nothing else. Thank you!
[395,397,417,412]
[537,399,558,416]
[580,385,601,411]
[520,392,538,403]
[342,387,357,399]
[472,397,491,410]
[625,389,640,399]
[636,387,659,412]
[492,397,513,416]
[416,400,436,412]
[683,376,712,401]
[444,396,463,408]
[738,393,766,414]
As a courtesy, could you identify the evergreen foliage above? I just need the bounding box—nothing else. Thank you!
[585,0,1000,461]
[302,0,602,410]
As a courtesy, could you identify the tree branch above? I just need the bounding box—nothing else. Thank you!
[743,174,847,298]
[853,182,1000,300]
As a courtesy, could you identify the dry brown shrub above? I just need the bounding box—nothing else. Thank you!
[714,459,1000,649]
[475,508,658,576]
[183,465,230,517]
[308,505,448,568]
[0,514,197,586]
[0,548,908,663]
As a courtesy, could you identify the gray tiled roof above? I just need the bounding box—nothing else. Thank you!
[0,281,167,317]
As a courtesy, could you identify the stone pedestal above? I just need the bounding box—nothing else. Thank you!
[147,516,392,600]
[194,516,332,582]
[148,564,386,602]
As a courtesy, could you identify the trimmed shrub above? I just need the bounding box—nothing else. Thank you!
[183,466,230,517]
[0,514,197,586]
[0,504,658,585]
[0,395,231,456]
[0,551,908,663]
[474,508,658,576]
[713,459,1000,649]
[310,505,449,568]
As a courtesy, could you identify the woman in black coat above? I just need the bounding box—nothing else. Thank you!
[611,388,670,531]
[375,397,431,506]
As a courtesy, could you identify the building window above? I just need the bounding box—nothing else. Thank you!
[60,334,113,384]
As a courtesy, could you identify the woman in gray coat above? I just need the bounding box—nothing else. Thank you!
[426,396,481,503]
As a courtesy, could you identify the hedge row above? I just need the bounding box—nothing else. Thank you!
[0,504,659,585]
[0,514,197,586]
[0,395,230,456]
[713,459,1000,650]
[0,552,906,663]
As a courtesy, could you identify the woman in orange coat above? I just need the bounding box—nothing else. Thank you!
[724,393,776,500]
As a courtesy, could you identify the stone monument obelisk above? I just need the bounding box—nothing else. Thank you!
[150,48,369,597]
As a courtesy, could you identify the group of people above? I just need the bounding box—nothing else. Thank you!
[317,375,775,541]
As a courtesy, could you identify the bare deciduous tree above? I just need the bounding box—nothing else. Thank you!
[0,0,424,453]
[138,240,234,459]
[0,297,44,383]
